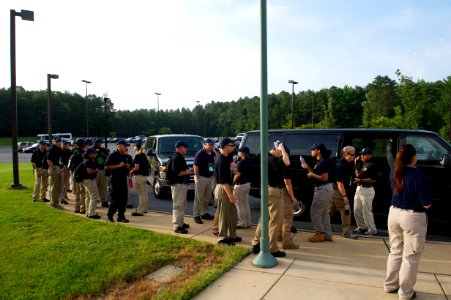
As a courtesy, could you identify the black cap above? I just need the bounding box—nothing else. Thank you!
[220,137,233,148]
[76,138,85,146]
[310,143,326,152]
[135,141,142,149]
[94,139,102,144]
[204,138,215,145]
[238,146,250,154]
[175,140,189,148]
[360,148,373,155]
[86,148,96,155]
[116,139,127,146]
[38,141,46,145]
[52,136,61,142]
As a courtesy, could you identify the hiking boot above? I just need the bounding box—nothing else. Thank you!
[229,236,242,243]
[218,239,235,246]
[271,251,286,257]
[353,227,367,234]
[252,243,260,254]
[60,200,69,205]
[88,214,101,219]
[183,223,190,229]
[309,232,325,242]
[291,225,297,233]
[201,213,214,220]
[102,202,109,208]
[194,216,203,224]
[42,198,50,203]
[117,218,130,223]
[131,212,144,216]
[174,227,188,234]
[283,243,300,249]
[50,204,64,210]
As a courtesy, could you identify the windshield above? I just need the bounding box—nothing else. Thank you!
[158,136,204,156]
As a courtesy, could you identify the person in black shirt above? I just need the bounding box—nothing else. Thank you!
[214,138,239,245]
[252,141,289,257]
[105,140,130,223]
[303,143,334,242]
[70,139,87,214]
[129,142,150,216]
[233,146,252,229]
[125,144,134,209]
[329,146,356,238]
[352,147,378,235]
[59,141,72,204]
[171,140,192,234]
[31,141,49,202]
[47,137,65,210]
[93,139,109,208]
[193,138,216,224]
[82,148,101,219]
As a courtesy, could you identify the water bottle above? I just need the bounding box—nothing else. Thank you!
[345,204,350,215]
[128,177,133,188]
[299,156,305,164]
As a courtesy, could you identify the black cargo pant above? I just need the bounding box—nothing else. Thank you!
[107,175,128,219]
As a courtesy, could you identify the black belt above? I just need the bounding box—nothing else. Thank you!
[269,185,285,189]
[358,184,373,188]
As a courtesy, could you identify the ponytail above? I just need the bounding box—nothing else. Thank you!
[393,144,416,195]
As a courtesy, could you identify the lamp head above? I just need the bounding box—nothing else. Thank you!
[20,10,34,21]
[48,74,59,79]
[288,80,298,84]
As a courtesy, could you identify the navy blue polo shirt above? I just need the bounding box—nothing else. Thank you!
[235,158,251,184]
[214,153,233,185]
[390,167,432,211]
[194,149,216,177]
[268,153,286,188]
[172,152,190,184]
[83,158,98,180]
[312,158,330,185]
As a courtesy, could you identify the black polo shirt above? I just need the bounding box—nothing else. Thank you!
[133,153,150,176]
[47,144,63,167]
[194,149,216,177]
[356,159,378,184]
[312,158,330,185]
[83,158,98,180]
[268,153,286,188]
[335,158,354,192]
[214,153,233,185]
[235,158,251,184]
[172,152,190,184]
[31,149,47,168]
[105,151,129,177]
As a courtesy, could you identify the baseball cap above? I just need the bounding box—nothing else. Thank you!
[85,138,92,145]
[86,148,96,155]
[135,141,142,149]
[238,146,250,154]
[38,141,46,145]
[219,137,233,148]
[360,148,373,155]
[310,143,326,152]
[94,139,102,144]
[52,136,61,142]
[204,138,215,145]
[116,139,127,146]
[175,140,189,148]
[76,138,85,146]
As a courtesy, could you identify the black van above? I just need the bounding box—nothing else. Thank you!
[240,129,451,236]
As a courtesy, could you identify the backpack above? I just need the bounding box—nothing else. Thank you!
[165,155,176,184]
[73,161,87,183]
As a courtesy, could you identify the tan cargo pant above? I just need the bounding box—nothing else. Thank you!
[59,167,69,201]
[194,175,214,217]
[252,187,283,253]
[32,168,48,201]
[134,175,149,214]
[233,183,251,227]
[280,188,295,246]
[96,169,108,204]
[83,179,99,217]
[329,185,351,235]
[354,186,377,232]
[171,184,188,230]
[215,184,238,241]
[74,180,86,212]
[384,206,427,300]
[48,166,62,206]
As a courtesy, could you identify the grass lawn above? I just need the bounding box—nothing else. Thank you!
[0,163,249,299]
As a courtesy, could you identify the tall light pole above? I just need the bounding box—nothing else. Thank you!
[155,93,161,135]
[288,80,298,129]
[196,101,201,135]
[311,95,314,128]
[81,80,91,137]
[10,9,34,189]
[47,74,59,142]
[103,97,110,149]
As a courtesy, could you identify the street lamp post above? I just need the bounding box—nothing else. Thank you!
[288,80,298,129]
[10,9,34,189]
[311,96,314,128]
[103,97,110,149]
[81,80,91,137]
[196,101,201,135]
[155,93,161,135]
[47,74,59,142]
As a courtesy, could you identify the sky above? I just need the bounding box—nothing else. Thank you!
[1,0,451,111]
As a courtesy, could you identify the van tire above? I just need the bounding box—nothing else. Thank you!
[153,178,167,199]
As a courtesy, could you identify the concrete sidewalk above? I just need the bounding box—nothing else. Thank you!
[62,202,451,299]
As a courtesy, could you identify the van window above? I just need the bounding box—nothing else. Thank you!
[286,134,338,157]
[243,133,284,155]
[146,137,156,150]
[351,138,389,159]
[158,136,204,156]
[405,136,448,166]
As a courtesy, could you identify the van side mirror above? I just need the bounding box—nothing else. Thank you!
[147,149,156,156]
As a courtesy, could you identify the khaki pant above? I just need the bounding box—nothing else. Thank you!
[134,175,149,214]
[252,187,283,253]
[215,184,238,240]
[48,166,62,206]
[74,180,86,212]
[59,167,69,201]
[234,183,251,227]
[171,184,188,229]
[354,186,377,232]
[69,170,74,191]
[310,183,333,239]
[280,188,295,246]
[96,169,108,204]
[384,206,427,299]
[194,175,214,217]
[329,185,352,235]
[83,179,99,217]
[32,168,48,201]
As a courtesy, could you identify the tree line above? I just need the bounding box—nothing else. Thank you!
[0,71,450,141]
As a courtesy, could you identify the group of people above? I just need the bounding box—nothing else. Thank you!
[31,137,150,222]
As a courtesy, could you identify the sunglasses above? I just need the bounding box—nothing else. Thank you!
[227,144,235,147]
[347,153,356,156]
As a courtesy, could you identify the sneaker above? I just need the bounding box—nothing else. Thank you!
[229,236,242,243]
[74,210,80,213]
[201,213,214,220]
[342,233,358,240]
[117,218,130,223]
[194,216,203,224]
[131,212,144,216]
[50,204,64,210]
[236,225,245,229]
[353,227,367,234]
[106,217,114,223]
[252,243,260,254]
[79,211,86,214]
[271,251,286,257]
[218,239,235,246]
[88,214,101,219]
[42,198,50,202]
[102,202,109,208]
[283,243,300,249]
[126,204,133,208]
[174,227,188,234]
[60,200,69,205]
[324,235,334,242]
[182,223,190,229]
[211,231,219,237]
[309,232,325,242]
[291,225,298,233]
[364,230,377,236]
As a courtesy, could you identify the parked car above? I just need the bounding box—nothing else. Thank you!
[23,142,40,153]
[145,134,204,198]
[17,141,33,152]
[240,128,451,236]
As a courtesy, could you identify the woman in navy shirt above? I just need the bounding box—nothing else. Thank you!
[384,144,432,300]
